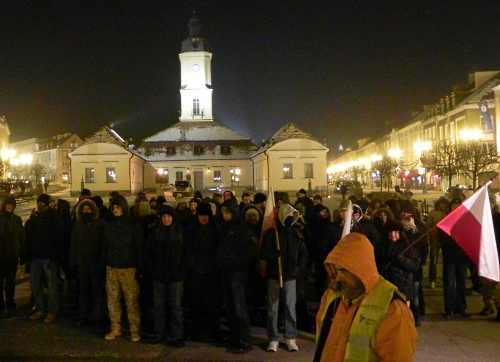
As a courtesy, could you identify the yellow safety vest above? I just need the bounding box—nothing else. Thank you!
[344,277,403,362]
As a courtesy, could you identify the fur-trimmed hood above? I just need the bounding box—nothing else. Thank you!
[76,199,99,221]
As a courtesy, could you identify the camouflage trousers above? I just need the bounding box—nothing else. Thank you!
[106,267,141,333]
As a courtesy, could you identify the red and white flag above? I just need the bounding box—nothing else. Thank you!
[437,182,499,282]
[341,200,352,238]
[260,188,277,242]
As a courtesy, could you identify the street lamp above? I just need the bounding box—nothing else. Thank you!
[415,141,432,194]
[157,168,168,187]
[230,169,234,186]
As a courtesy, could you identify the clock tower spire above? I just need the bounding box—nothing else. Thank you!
[179,12,213,122]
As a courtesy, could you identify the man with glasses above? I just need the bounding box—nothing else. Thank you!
[314,233,417,362]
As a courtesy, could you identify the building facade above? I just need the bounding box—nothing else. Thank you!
[328,71,500,192]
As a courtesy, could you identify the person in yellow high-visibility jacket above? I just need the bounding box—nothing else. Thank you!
[314,233,418,362]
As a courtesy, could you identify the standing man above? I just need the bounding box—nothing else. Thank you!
[252,193,267,215]
[25,194,64,323]
[239,192,252,213]
[260,203,308,352]
[426,197,450,289]
[104,196,144,342]
[144,206,186,347]
[217,200,257,354]
[0,197,26,317]
[69,199,107,327]
[315,233,418,361]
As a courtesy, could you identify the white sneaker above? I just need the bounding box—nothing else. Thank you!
[285,338,298,352]
[267,341,279,352]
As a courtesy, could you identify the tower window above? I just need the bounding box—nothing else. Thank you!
[166,147,176,155]
[221,146,232,155]
[193,99,200,115]
[193,146,204,155]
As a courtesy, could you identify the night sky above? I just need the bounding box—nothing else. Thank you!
[2,1,500,151]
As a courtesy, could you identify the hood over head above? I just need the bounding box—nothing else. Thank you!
[221,199,239,220]
[110,196,129,217]
[76,199,99,221]
[325,233,380,294]
[278,203,299,226]
[135,200,155,219]
[1,196,16,211]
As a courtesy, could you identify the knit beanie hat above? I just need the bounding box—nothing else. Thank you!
[37,193,51,206]
[196,202,213,216]
[253,192,267,205]
[298,188,307,195]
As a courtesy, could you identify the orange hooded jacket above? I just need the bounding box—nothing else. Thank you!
[316,233,418,362]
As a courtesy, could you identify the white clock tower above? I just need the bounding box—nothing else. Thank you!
[179,13,213,122]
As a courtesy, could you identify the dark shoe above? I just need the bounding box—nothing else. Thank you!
[148,336,165,345]
[171,338,185,348]
[479,308,495,316]
[229,344,253,354]
[457,312,470,318]
[444,313,453,319]
[225,339,240,349]
[415,320,421,327]
[77,318,89,327]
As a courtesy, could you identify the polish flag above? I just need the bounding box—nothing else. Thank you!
[437,182,499,282]
[260,188,277,243]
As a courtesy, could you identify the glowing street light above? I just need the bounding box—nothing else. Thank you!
[460,129,482,141]
[157,168,168,187]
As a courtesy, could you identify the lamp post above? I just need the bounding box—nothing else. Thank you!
[157,168,168,187]
[235,168,240,187]
[415,141,432,194]
[230,169,234,186]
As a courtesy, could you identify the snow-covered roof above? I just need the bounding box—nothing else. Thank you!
[80,126,145,160]
[256,123,323,153]
[457,78,500,106]
[143,121,253,142]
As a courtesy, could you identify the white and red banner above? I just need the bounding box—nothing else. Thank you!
[260,188,277,242]
[437,182,499,282]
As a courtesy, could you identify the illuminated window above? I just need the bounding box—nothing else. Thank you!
[85,168,95,183]
[214,170,222,183]
[166,147,176,155]
[106,167,116,183]
[283,163,293,179]
[304,163,314,178]
[193,99,200,115]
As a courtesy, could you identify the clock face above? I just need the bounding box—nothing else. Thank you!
[192,64,200,72]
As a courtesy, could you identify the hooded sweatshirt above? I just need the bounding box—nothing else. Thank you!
[315,233,417,362]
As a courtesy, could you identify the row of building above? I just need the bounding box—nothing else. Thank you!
[328,70,500,192]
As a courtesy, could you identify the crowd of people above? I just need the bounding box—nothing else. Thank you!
[0,184,499,360]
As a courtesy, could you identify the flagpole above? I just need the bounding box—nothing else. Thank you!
[274,227,284,288]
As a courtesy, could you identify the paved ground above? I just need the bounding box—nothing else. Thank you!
[3,185,499,361]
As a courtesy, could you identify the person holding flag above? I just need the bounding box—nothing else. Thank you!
[260,198,308,352]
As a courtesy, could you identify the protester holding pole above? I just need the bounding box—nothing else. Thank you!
[260,200,308,353]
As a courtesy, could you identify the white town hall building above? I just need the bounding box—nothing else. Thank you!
[68,14,328,196]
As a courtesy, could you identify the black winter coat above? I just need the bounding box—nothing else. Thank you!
[376,237,420,300]
[145,223,185,283]
[184,222,220,275]
[0,212,26,261]
[261,224,308,282]
[70,219,107,268]
[104,216,144,270]
[217,219,256,273]
[25,208,64,262]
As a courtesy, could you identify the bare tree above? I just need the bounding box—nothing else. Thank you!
[457,141,500,190]
[30,164,46,185]
[347,165,366,182]
[431,141,461,190]
[372,155,397,191]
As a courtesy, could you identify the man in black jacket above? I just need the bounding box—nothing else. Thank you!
[144,206,186,347]
[69,199,107,327]
[103,196,143,342]
[0,197,26,317]
[25,194,64,324]
[217,199,257,354]
[260,203,308,353]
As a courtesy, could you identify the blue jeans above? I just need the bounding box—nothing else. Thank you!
[0,259,18,310]
[266,279,297,341]
[443,262,467,314]
[153,280,183,339]
[30,258,59,315]
[221,271,252,345]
